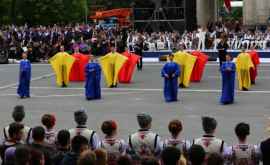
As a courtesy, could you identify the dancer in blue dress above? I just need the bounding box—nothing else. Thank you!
[85,56,102,100]
[17,52,31,98]
[161,54,180,102]
[220,54,236,104]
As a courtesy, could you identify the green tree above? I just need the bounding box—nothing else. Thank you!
[0,0,133,25]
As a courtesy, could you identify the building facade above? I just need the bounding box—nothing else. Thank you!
[243,0,270,25]
[197,0,270,26]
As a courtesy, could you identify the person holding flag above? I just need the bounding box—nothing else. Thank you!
[69,46,90,81]
[248,48,260,84]
[99,46,127,88]
[190,51,208,82]
[235,49,254,91]
[173,45,197,88]
[49,45,75,87]
[118,51,140,83]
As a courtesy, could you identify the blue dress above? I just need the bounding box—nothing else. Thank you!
[85,62,102,100]
[161,62,180,102]
[17,59,31,97]
[220,61,236,104]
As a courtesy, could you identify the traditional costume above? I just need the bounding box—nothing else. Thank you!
[228,143,258,164]
[85,60,101,100]
[163,137,191,154]
[220,61,236,104]
[235,52,254,90]
[101,137,126,165]
[173,51,197,88]
[128,130,162,158]
[49,52,75,87]
[190,51,208,82]
[17,59,31,98]
[69,109,101,150]
[193,135,226,155]
[248,50,260,84]
[99,52,127,88]
[69,53,89,81]
[118,51,140,83]
[161,60,180,102]
[128,114,163,164]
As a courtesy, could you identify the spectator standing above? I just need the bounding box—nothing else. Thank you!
[128,113,163,163]
[41,114,56,146]
[101,120,127,165]
[217,36,229,67]
[52,130,71,165]
[228,122,258,165]
[69,109,101,150]
[163,119,191,158]
[61,135,89,165]
[29,126,55,165]
[3,105,31,144]
[188,145,206,165]
[0,123,24,164]
[193,116,227,158]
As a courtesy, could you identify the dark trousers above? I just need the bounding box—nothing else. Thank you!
[218,55,225,68]
[137,56,143,70]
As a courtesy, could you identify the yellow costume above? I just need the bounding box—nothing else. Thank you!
[99,52,127,87]
[173,51,197,87]
[49,52,75,86]
[236,52,254,90]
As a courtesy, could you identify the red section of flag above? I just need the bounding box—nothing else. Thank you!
[224,0,231,12]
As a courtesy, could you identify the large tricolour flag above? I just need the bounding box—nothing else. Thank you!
[224,0,231,13]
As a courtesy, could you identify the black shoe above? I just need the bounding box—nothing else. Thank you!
[179,84,185,88]
[62,84,67,88]
[223,101,233,105]
[110,85,114,88]
[25,95,31,98]
[251,81,255,85]
[242,87,248,91]
[20,96,24,99]
[86,97,92,101]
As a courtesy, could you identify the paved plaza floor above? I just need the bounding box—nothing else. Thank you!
[0,62,270,144]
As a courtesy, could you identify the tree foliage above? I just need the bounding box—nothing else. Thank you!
[0,0,138,25]
[0,0,89,25]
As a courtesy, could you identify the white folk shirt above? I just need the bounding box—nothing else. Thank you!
[4,124,31,144]
[227,143,259,165]
[128,129,163,157]
[101,137,127,163]
[163,136,191,153]
[194,135,226,155]
[69,125,101,150]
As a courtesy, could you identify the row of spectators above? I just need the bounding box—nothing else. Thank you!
[1,105,270,165]
[127,22,270,51]
[1,22,270,62]
[0,24,127,62]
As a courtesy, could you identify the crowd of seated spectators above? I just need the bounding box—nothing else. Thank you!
[127,21,270,52]
[1,21,270,63]
[0,24,127,62]
[1,105,270,165]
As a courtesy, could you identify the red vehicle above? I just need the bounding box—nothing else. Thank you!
[90,8,132,28]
